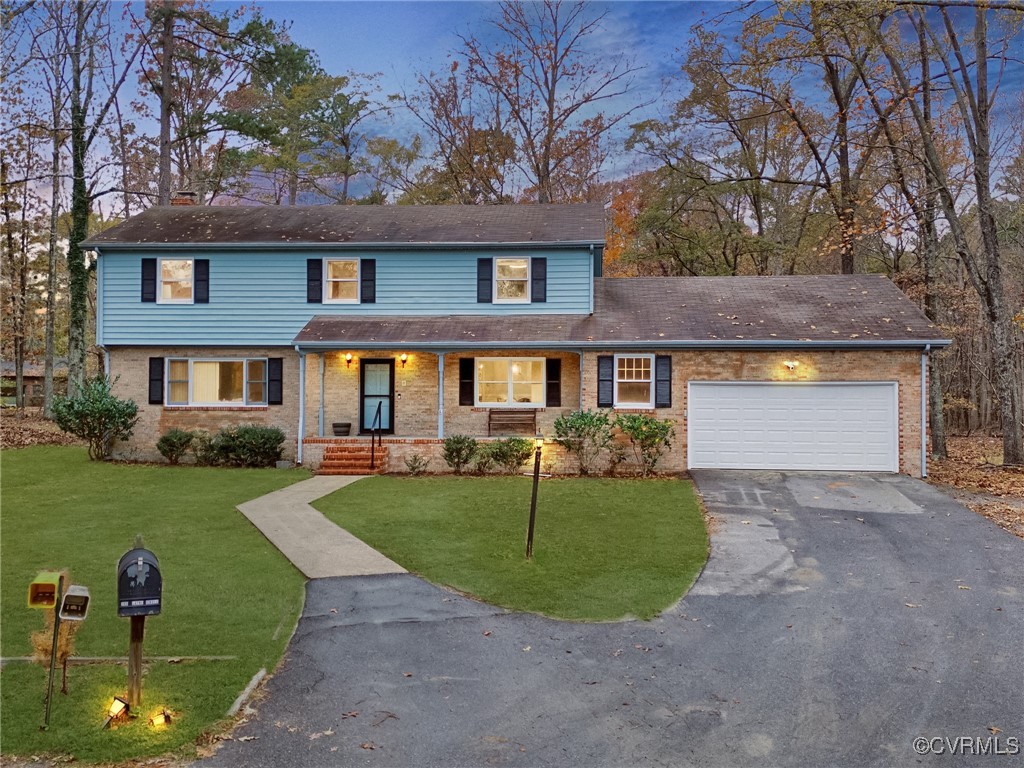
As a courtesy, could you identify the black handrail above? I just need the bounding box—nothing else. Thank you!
[369,400,383,469]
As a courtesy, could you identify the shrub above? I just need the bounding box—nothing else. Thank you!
[553,409,613,475]
[488,437,535,475]
[156,428,194,465]
[614,413,675,477]
[441,434,478,474]
[404,453,429,476]
[216,425,286,468]
[52,376,139,460]
[473,443,495,474]
[191,430,219,466]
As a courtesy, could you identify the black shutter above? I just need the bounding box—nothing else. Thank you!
[459,358,475,405]
[531,257,547,303]
[307,259,322,303]
[148,357,164,404]
[268,358,283,405]
[360,259,376,303]
[546,357,561,407]
[141,258,157,302]
[597,355,614,408]
[194,259,209,303]
[477,258,492,303]
[655,355,672,408]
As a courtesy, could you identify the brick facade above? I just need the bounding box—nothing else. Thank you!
[112,345,926,477]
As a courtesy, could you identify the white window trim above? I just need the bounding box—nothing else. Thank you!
[613,353,655,409]
[475,356,546,408]
[323,258,360,304]
[493,257,531,304]
[165,357,269,407]
[156,257,194,304]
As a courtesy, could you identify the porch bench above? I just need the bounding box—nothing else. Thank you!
[488,409,537,436]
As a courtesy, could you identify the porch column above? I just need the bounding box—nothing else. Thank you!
[318,353,325,437]
[297,350,306,464]
[437,352,445,439]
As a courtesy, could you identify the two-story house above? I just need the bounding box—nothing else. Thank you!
[83,202,948,476]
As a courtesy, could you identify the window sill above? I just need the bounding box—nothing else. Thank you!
[163,405,269,412]
[612,406,657,413]
[472,406,544,411]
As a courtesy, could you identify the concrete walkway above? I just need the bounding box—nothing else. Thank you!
[237,475,406,579]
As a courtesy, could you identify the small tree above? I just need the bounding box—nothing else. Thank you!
[441,434,478,474]
[553,409,613,475]
[52,376,139,460]
[614,413,674,477]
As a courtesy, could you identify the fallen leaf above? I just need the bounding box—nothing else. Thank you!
[360,742,378,750]
[482,630,492,637]
[341,711,359,719]
[522,645,531,652]
[372,711,398,727]
[238,736,259,742]
[741,520,751,525]
[329,608,338,613]
[402,672,413,678]
[988,726,1002,734]
[905,603,920,608]
[958,585,971,590]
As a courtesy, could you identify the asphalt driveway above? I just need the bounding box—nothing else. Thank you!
[202,472,1023,768]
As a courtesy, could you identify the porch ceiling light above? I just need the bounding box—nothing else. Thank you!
[784,360,799,371]
[399,353,408,367]
[345,353,353,368]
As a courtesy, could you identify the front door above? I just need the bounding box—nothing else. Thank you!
[360,359,395,434]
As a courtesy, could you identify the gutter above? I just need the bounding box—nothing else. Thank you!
[81,240,606,252]
[294,338,953,352]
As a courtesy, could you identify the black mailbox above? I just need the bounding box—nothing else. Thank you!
[117,548,162,617]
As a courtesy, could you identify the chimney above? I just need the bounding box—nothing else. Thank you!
[170,190,198,206]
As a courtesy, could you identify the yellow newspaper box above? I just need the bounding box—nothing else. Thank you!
[28,571,61,609]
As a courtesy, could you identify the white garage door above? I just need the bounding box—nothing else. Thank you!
[687,382,898,471]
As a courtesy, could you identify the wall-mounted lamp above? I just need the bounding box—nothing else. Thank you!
[148,708,172,727]
[345,353,353,368]
[103,695,129,729]
[399,353,408,368]
[784,360,800,371]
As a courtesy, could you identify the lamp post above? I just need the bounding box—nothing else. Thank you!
[526,435,543,560]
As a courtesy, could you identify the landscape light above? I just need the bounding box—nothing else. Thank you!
[103,696,129,729]
[148,708,172,727]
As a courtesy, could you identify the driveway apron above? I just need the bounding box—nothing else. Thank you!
[203,472,1023,768]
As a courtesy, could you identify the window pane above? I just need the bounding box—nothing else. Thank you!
[161,260,192,281]
[617,382,651,404]
[193,362,219,402]
[617,357,651,381]
[496,279,527,300]
[496,259,528,279]
[478,383,508,404]
[247,382,266,404]
[168,382,188,404]
[478,359,508,381]
[327,260,358,279]
[168,360,188,380]
[218,362,244,402]
[328,280,358,300]
[512,383,543,404]
[247,359,266,382]
[161,279,193,301]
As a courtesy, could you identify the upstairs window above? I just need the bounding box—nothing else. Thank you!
[494,258,530,303]
[158,259,193,303]
[476,358,544,406]
[614,354,654,408]
[324,259,359,303]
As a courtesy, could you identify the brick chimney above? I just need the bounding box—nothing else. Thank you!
[170,190,198,206]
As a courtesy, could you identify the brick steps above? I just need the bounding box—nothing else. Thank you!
[317,445,388,476]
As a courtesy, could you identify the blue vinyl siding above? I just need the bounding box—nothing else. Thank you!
[99,248,593,346]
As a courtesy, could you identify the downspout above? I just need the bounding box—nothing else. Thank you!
[578,350,584,407]
[296,346,306,465]
[318,353,325,437]
[437,352,445,439]
[921,344,930,479]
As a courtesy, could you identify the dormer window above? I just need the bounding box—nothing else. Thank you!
[494,258,530,303]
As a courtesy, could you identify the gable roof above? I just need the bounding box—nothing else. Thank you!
[294,275,949,349]
[82,204,606,248]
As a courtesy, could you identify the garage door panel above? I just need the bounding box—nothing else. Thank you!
[688,382,898,472]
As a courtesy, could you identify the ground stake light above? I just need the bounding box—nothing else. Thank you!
[103,696,129,729]
[148,708,172,727]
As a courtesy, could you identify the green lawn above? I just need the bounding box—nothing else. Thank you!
[314,475,708,621]
[0,447,310,763]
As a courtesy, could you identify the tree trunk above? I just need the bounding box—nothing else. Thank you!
[66,7,90,391]
[157,0,174,205]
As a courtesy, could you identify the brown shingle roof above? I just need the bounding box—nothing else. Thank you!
[82,204,605,246]
[294,275,948,348]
